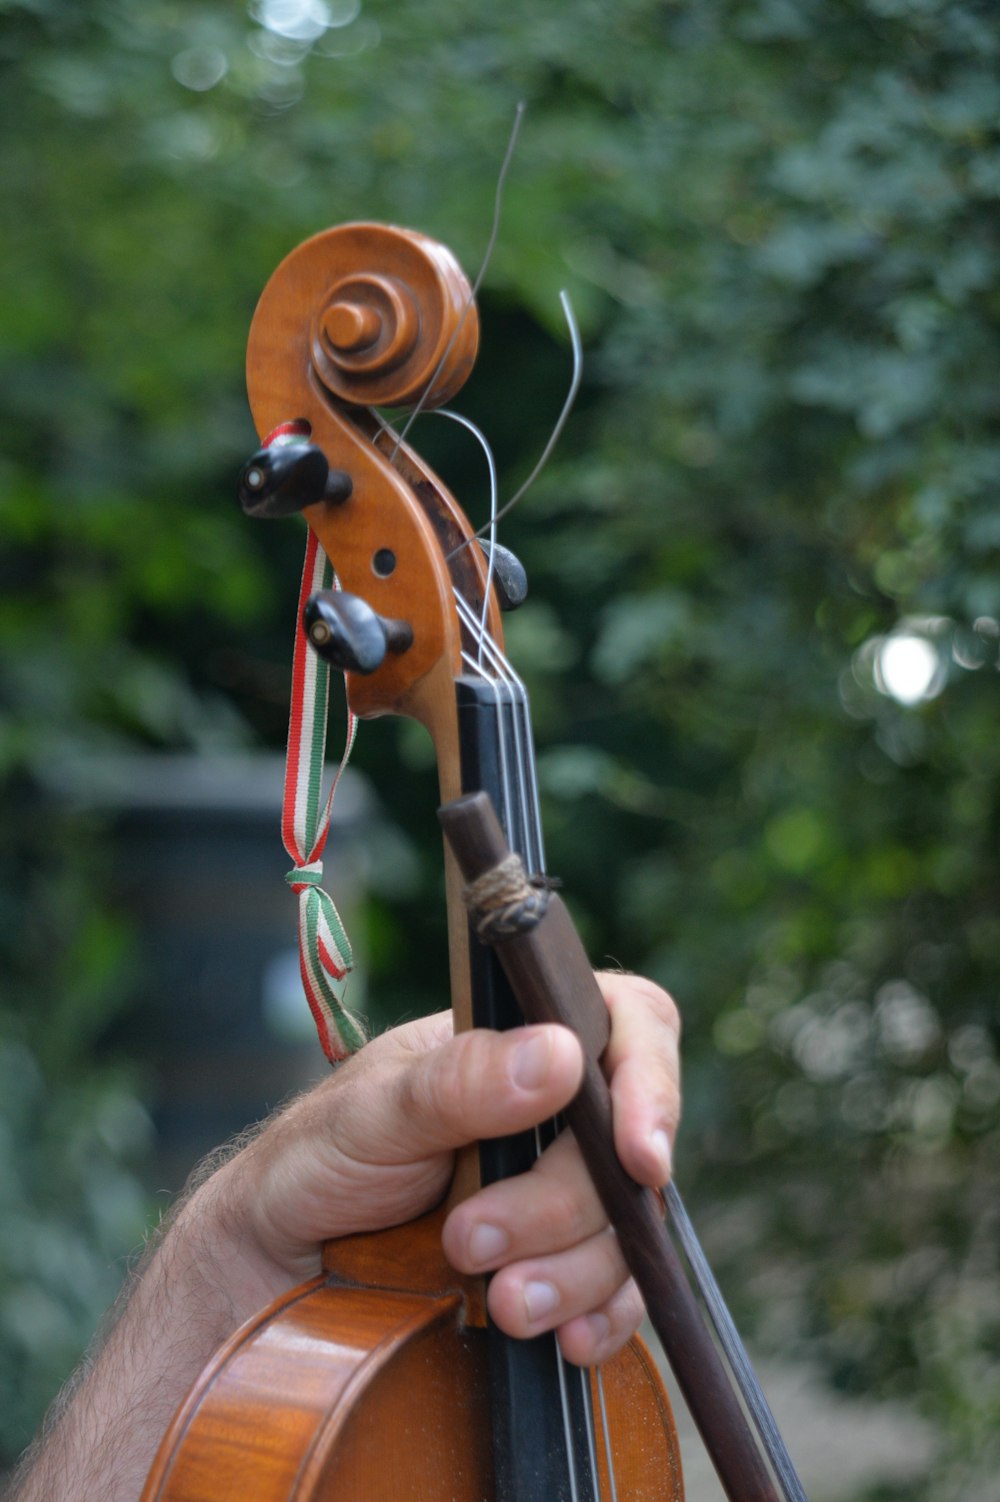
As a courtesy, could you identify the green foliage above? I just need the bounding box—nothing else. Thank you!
[0,1022,150,1459]
[2,0,999,1493]
[0,803,151,1460]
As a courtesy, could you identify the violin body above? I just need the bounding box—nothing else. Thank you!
[141,1211,682,1501]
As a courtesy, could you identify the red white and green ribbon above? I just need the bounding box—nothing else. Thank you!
[269,421,365,1064]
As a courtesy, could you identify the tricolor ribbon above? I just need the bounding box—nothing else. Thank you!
[269,421,365,1064]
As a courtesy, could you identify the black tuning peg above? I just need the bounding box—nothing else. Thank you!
[238,442,353,519]
[303,590,413,675]
[478,539,528,611]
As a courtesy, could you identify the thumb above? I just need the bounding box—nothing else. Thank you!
[335,1020,586,1165]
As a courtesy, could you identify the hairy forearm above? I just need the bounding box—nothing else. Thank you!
[7,1179,285,1502]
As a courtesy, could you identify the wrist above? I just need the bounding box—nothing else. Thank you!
[169,1162,299,1333]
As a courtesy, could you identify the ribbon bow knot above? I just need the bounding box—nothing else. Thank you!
[285,861,360,1058]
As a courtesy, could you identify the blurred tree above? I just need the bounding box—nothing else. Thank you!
[1,0,998,1495]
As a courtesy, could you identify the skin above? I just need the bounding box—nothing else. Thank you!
[9,972,680,1502]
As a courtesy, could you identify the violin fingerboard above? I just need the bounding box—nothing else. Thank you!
[457,676,599,1502]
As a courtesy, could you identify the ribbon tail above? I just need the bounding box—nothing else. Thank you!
[298,890,366,1064]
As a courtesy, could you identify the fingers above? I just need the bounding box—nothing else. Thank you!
[442,1130,603,1271]
[597,973,681,1187]
[486,1232,643,1361]
[441,973,680,1364]
[229,1015,587,1270]
[333,1018,586,1164]
[556,1279,647,1367]
[444,1143,644,1364]
[441,1127,645,1366]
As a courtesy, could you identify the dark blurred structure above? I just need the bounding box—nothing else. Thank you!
[61,752,374,1190]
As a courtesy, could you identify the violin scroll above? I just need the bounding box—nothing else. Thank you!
[245,221,499,727]
[247,221,479,422]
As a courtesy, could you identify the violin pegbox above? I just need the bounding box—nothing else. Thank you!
[244,222,503,723]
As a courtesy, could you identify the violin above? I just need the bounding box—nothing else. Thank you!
[140,222,806,1502]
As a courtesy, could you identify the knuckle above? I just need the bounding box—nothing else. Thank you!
[601,972,682,1040]
[596,1226,629,1286]
[632,978,681,1038]
[533,1175,594,1246]
[414,1034,477,1139]
[606,1278,645,1338]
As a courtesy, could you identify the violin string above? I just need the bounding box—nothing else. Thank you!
[506,683,533,865]
[430,407,499,668]
[517,689,546,873]
[595,1371,620,1502]
[459,591,619,1502]
[454,595,536,866]
[389,101,526,463]
[454,593,519,846]
[460,646,516,838]
[580,1370,603,1502]
[555,1338,585,1502]
[446,289,583,564]
[452,590,545,869]
[457,644,533,870]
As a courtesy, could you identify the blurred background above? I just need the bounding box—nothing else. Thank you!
[2,1,999,1497]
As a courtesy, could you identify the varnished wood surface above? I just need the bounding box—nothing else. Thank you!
[140,1277,489,1502]
[244,222,501,727]
[143,1212,683,1502]
[143,223,688,1501]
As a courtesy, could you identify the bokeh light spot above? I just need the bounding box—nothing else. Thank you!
[171,48,228,92]
[875,632,943,705]
[249,0,332,42]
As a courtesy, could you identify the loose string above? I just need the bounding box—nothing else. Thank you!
[444,288,584,565]
[269,422,366,1064]
[389,101,525,462]
[476,289,583,539]
[433,408,499,666]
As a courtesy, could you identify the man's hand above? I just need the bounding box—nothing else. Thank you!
[10,974,679,1502]
[204,972,681,1367]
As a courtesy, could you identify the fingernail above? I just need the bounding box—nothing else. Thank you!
[523,1279,560,1323]
[512,1031,550,1090]
[652,1129,672,1181]
[468,1222,509,1266]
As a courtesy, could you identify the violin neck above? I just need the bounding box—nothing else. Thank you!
[455,674,599,1502]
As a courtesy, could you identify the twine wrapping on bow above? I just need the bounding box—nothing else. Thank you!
[462,853,553,944]
[269,421,366,1064]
